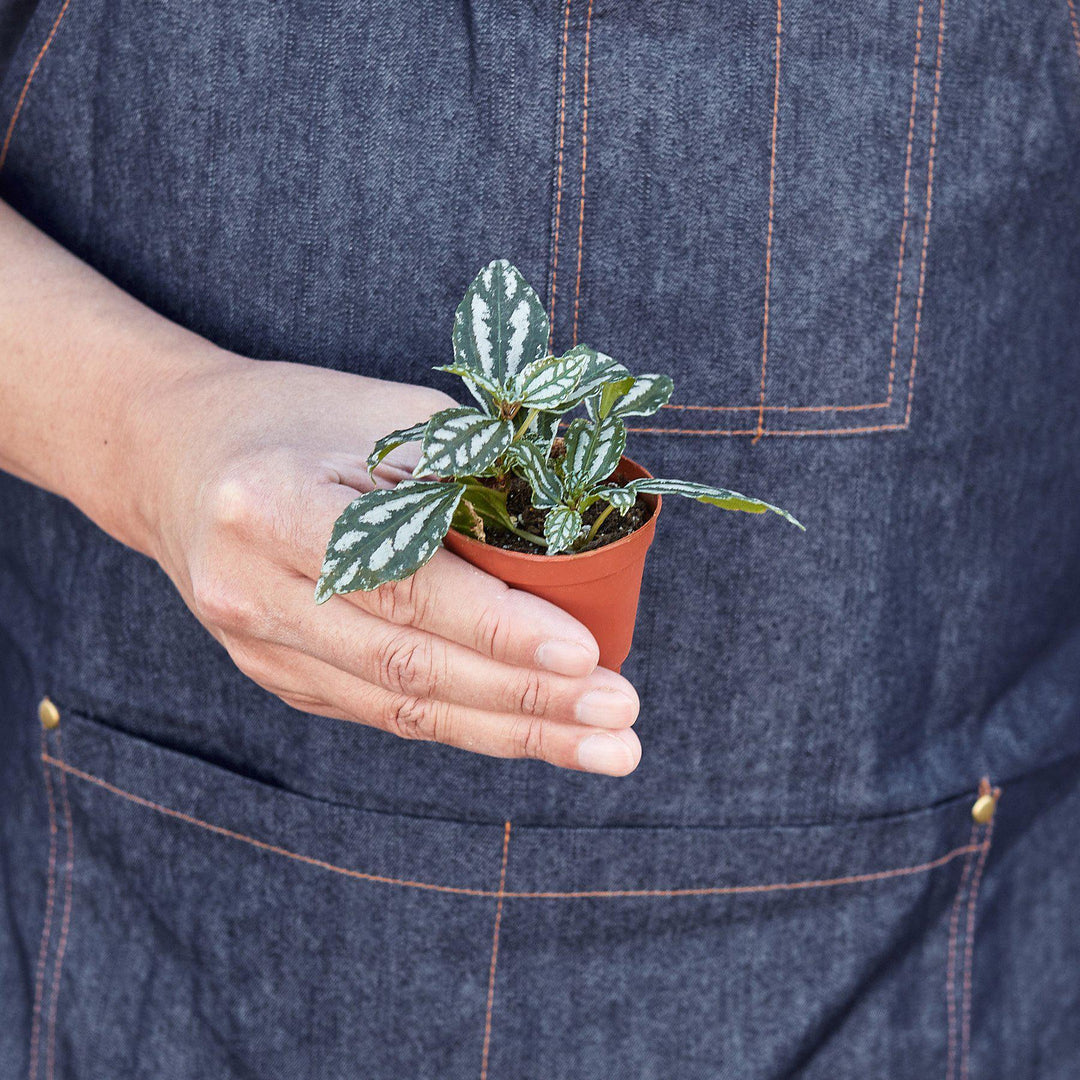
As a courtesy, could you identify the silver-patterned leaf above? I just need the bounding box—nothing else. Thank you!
[451,260,549,385]
[587,373,674,420]
[565,346,631,402]
[432,364,504,414]
[315,480,464,601]
[561,415,627,495]
[413,407,514,479]
[366,422,428,477]
[509,351,588,410]
[527,411,561,457]
[593,485,637,514]
[543,505,584,555]
[504,442,564,509]
[626,478,805,529]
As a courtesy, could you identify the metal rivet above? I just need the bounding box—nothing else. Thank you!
[37,696,60,730]
[971,792,997,825]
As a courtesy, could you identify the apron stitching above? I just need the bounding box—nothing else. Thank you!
[1070,0,1080,67]
[479,821,512,1080]
[904,0,946,427]
[626,422,909,437]
[753,0,784,443]
[886,0,927,406]
[547,0,573,347]
[27,730,59,1080]
[43,730,75,1080]
[959,794,997,1080]
[944,824,978,1080]
[570,0,594,347]
[43,754,981,900]
[0,0,74,173]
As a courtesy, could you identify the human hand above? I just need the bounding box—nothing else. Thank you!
[134,355,641,775]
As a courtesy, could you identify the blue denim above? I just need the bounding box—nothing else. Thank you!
[1,1,1079,1076]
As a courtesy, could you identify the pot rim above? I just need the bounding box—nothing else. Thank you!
[444,455,660,565]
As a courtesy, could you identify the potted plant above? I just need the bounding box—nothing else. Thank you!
[317,260,802,670]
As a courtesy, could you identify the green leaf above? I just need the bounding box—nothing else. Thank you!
[451,260,549,386]
[597,376,636,419]
[625,478,805,529]
[562,415,627,496]
[456,481,516,532]
[543,506,584,555]
[413,407,514,479]
[315,480,464,601]
[593,485,637,514]
[509,351,588,410]
[504,442,564,509]
[432,364,504,414]
[587,372,674,420]
[366,422,428,477]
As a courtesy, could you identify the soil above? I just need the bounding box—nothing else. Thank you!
[468,470,653,555]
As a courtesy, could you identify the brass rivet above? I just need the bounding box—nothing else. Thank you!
[37,696,60,730]
[971,792,997,825]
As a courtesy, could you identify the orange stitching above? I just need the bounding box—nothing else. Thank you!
[945,824,977,1080]
[570,0,594,346]
[905,0,945,426]
[754,0,784,442]
[959,786,998,1080]
[548,0,573,344]
[1069,0,1080,66]
[626,422,909,436]
[45,753,979,901]
[0,0,73,173]
[44,732,74,1080]
[28,731,59,1080]
[479,822,511,1080]
[886,0,926,406]
[662,401,890,413]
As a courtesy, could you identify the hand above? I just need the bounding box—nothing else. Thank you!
[134,354,642,775]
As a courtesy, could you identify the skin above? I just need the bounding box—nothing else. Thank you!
[0,200,641,775]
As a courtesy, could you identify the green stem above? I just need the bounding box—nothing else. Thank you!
[506,520,547,547]
[582,502,616,547]
[513,408,540,442]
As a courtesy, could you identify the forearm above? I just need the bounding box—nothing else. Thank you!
[0,199,236,554]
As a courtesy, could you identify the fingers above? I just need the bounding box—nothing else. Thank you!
[267,573,639,728]
[293,483,602,677]
[243,643,642,774]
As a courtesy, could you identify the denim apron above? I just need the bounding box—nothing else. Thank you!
[2,2,1079,1077]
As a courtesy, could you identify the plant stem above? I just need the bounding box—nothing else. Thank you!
[513,408,539,442]
[506,521,547,547]
[582,502,616,546]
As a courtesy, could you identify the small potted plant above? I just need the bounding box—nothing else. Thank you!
[317,260,802,670]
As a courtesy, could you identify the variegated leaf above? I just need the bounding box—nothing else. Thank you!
[366,422,428,477]
[543,505,583,555]
[587,372,674,420]
[626,478,805,529]
[509,351,588,410]
[527,411,561,457]
[315,480,464,601]
[451,260,549,385]
[593,485,637,514]
[563,346,631,402]
[432,364,504,414]
[504,442,564,509]
[413,407,513,479]
[561,415,627,495]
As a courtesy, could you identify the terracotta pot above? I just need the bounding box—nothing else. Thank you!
[441,456,661,672]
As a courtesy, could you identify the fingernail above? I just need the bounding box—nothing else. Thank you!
[577,733,636,775]
[535,639,596,676]
[575,688,638,728]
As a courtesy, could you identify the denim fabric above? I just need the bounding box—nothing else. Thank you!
[1,1,1079,1076]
